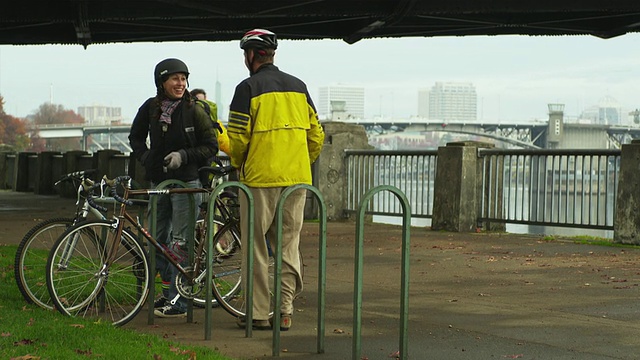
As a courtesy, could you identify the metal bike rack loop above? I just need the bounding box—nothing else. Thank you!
[353,185,411,360]
[205,181,255,340]
[272,184,327,356]
[147,179,198,325]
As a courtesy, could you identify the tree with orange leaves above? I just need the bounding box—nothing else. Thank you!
[0,95,29,152]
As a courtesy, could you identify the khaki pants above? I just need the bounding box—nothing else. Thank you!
[239,186,305,320]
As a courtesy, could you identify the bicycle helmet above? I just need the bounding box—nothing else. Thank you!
[154,58,190,88]
[240,29,278,50]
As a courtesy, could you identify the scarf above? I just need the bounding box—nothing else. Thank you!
[159,99,181,125]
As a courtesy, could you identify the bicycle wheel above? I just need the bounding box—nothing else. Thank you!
[46,220,150,326]
[192,217,229,308]
[203,219,304,318]
[14,217,74,310]
[208,220,246,317]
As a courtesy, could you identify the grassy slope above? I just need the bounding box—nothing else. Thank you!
[0,244,234,360]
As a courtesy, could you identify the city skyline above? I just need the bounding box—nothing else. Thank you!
[1,34,639,124]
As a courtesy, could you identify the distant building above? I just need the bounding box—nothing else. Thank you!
[417,89,430,119]
[317,85,365,120]
[420,82,477,122]
[579,96,622,125]
[214,79,223,120]
[78,105,123,125]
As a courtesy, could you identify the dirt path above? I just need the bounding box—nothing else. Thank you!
[4,190,640,359]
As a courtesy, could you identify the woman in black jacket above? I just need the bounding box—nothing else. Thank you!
[128,58,217,317]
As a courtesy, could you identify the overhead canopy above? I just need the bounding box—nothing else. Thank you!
[3,1,640,48]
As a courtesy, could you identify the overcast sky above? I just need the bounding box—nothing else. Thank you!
[1,33,639,124]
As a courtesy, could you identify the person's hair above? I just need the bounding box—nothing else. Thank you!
[246,47,275,63]
[191,88,206,97]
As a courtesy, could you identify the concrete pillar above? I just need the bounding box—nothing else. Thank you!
[13,152,36,192]
[95,149,122,179]
[431,141,494,232]
[0,151,14,189]
[34,151,61,195]
[614,140,640,244]
[58,150,89,198]
[128,153,149,190]
[310,121,372,220]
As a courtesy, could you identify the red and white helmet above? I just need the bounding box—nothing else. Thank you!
[240,29,278,50]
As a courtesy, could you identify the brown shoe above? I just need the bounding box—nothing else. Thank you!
[270,313,292,331]
[280,314,292,331]
[236,316,271,330]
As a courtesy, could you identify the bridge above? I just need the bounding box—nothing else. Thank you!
[341,118,640,149]
[33,123,132,152]
[32,119,640,151]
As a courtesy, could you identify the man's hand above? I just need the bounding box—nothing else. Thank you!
[163,151,183,170]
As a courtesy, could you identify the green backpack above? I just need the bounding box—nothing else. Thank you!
[184,99,223,148]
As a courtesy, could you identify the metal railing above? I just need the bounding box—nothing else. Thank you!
[345,150,437,218]
[479,149,620,230]
[345,148,621,230]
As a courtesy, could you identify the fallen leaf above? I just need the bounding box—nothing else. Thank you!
[13,338,35,346]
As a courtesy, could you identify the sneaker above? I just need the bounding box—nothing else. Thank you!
[153,296,168,309]
[154,305,186,318]
[236,316,271,330]
[270,314,292,331]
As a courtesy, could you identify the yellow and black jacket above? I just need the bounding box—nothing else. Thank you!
[227,64,324,187]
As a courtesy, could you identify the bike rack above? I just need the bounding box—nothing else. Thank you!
[272,184,327,356]
[353,185,411,360]
[204,181,255,340]
[147,179,199,325]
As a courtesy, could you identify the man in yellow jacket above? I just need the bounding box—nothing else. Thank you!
[228,29,324,331]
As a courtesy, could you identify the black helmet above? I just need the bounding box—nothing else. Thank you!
[154,58,190,88]
[240,29,278,50]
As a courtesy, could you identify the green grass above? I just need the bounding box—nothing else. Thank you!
[571,235,640,249]
[0,244,235,360]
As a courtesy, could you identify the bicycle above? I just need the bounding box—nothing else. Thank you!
[44,170,242,326]
[13,169,114,310]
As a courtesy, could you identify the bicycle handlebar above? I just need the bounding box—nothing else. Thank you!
[107,176,134,206]
[54,169,97,186]
[198,165,235,179]
[86,194,109,212]
[84,181,109,212]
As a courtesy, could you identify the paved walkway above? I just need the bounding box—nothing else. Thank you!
[3,190,640,359]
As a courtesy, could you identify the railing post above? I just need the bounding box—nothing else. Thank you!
[314,121,372,220]
[432,141,494,232]
[614,140,640,244]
